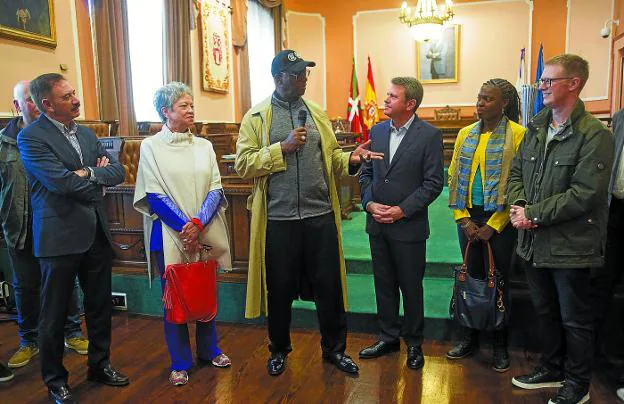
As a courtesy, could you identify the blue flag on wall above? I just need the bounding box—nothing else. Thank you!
[533,44,544,116]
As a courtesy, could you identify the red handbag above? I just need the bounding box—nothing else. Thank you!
[162,260,218,324]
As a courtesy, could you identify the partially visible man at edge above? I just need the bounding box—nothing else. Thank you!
[0,81,89,373]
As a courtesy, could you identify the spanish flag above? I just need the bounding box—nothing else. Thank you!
[362,56,379,137]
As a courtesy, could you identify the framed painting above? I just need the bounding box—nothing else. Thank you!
[416,24,459,84]
[0,0,56,48]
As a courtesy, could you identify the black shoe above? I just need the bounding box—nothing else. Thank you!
[446,341,478,360]
[406,345,425,370]
[548,381,590,404]
[267,352,287,376]
[48,385,76,404]
[512,366,564,390]
[492,347,510,373]
[0,363,14,383]
[87,365,130,386]
[322,352,359,374]
[359,340,400,359]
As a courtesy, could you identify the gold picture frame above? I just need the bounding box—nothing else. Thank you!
[0,0,56,48]
[416,24,460,84]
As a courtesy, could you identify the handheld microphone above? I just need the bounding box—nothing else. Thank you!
[297,110,307,128]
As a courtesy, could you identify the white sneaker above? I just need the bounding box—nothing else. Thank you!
[169,370,188,386]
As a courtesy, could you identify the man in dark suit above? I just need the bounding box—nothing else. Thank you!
[358,77,444,370]
[1,81,89,371]
[17,73,128,403]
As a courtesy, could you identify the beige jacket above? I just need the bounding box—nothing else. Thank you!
[235,97,351,319]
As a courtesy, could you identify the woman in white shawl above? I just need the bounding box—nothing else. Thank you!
[133,82,232,386]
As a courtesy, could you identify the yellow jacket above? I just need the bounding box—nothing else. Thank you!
[448,120,526,232]
[235,97,351,319]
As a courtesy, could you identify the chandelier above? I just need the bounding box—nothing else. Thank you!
[399,0,454,43]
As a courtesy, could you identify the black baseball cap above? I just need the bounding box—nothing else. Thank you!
[271,50,316,77]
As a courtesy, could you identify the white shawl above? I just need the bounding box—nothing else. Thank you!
[133,126,232,283]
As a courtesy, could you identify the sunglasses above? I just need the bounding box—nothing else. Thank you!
[282,69,311,81]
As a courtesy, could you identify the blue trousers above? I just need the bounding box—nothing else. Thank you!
[155,251,221,371]
[8,241,83,347]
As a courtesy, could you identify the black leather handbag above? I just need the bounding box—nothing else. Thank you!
[449,240,508,330]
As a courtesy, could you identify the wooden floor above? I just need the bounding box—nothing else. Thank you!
[0,313,619,403]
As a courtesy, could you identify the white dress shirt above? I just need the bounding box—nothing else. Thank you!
[389,114,416,163]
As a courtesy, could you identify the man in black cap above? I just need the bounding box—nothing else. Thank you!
[235,50,382,376]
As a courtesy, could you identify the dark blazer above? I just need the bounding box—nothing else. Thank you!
[609,109,624,205]
[17,114,125,258]
[360,116,444,242]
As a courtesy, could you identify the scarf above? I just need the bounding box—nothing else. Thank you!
[449,116,514,212]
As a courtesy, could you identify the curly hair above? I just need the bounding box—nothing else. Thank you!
[483,78,521,123]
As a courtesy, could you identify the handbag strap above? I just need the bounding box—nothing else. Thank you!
[485,240,495,286]
[483,241,507,311]
[460,240,472,271]
[458,240,498,288]
[457,240,472,282]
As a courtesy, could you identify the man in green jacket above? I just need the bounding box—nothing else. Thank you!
[0,81,88,371]
[508,55,614,404]
[235,50,381,377]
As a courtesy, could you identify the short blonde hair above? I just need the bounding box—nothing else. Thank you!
[545,54,589,90]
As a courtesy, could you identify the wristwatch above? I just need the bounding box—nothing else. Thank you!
[83,167,91,180]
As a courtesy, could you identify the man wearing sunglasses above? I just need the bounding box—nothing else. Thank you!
[508,54,613,404]
[236,50,382,377]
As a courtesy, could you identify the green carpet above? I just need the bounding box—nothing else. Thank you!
[341,187,462,276]
[292,274,453,319]
[326,187,459,318]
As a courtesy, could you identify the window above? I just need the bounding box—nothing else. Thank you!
[247,0,276,105]
[126,0,164,122]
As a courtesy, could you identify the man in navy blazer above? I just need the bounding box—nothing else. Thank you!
[17,73,128,403]
[358,77,444,370]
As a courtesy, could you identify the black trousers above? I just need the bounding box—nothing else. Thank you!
[455,207,516,347]
[369,233,426,346]
[265,213,346,354]
[524,260,593,387]
[590,197,624,348]
[8,231,83,346]
[38,225,113,388]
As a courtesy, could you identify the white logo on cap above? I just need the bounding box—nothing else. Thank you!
[287,52,298,62]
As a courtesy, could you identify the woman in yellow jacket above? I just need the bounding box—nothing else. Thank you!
[447,78,525,372]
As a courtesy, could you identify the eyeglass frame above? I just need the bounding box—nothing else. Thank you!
[281,69,311,81]
[538,77,574,87]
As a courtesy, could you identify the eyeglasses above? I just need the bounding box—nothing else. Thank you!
[538,77,573,87]
[283,69,311,81]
